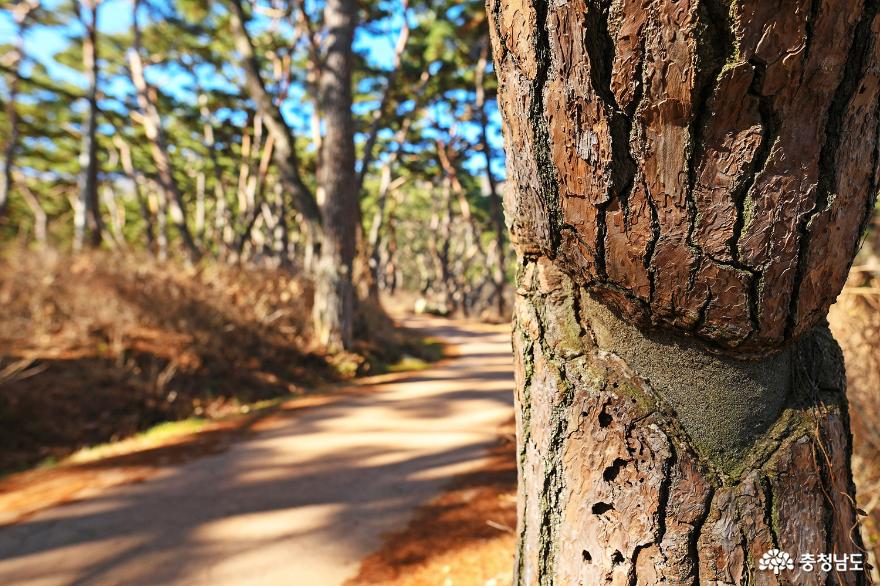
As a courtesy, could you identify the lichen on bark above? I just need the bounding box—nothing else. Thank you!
[490,0,878,582]
[513,258,867,585]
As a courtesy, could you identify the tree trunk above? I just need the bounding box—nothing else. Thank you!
[74,0,103,250]
[113,135,155,251]
[129,0,199,261]
[489,0,880,583]
[0,2,35,219]
[366,120,410,300]
[475,37,508,320]
[226,0,323,250]
[311,0,358,352]
[199,95,230,256]
[19,183,47,244]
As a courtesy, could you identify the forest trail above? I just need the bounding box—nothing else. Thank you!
[0,315,514,586]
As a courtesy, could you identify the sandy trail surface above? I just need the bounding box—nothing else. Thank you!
[0,315,514,586]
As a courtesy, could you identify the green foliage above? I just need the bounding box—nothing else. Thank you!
[0,0,509,313]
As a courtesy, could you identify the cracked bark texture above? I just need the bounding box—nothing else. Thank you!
[489,0,878,583]
[512,259,867,585]
[489,0,880,355]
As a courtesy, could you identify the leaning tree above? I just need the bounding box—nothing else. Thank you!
[488,0,880,583]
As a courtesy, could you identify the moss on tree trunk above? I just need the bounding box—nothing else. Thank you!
[513,259,865,584]
[489,0,880,582]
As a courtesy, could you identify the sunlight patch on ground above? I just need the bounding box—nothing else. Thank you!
[193,504,344,543]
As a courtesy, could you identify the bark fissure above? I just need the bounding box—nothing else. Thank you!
[787,0,880,339]
[690,485,715,585]
[683,0,734,297]
[582,0,638,280]
[727,60,778,341]
[510,261,865,584]
[530,0,563,255]
[760,475,780,548]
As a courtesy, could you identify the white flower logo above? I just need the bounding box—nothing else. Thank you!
[759,549,794,575]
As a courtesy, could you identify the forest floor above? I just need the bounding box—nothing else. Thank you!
[0,314,514,585]
[0,249,441,476]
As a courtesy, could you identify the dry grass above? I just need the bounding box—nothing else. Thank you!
[0,247,427,475]
[829,262,880,579]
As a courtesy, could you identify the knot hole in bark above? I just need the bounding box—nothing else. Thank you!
[602,458,627,482]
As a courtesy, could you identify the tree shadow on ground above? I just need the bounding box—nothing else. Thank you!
[0,318,515,585]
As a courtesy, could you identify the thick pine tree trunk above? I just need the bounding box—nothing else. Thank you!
[312,0,359,352]
[488,0,880,583]
[475,38,509,320]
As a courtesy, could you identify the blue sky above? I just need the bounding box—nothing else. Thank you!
[0,0,505,180]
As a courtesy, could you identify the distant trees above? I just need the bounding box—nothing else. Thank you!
[73,0,102,250]
[0,0,511,345]
[0,1,38,219]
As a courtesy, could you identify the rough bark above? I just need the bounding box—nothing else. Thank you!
[488,0,880,356]
[513,259,867,585]
[311,0,359,352]
[489,0,878,583]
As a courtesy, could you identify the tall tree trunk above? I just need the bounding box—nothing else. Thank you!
[474,37,508,320]
[19,183,47,244]
[198,95,230,256]
[366,119,410,300]
[428,177,455,314]
[129,0,199,260]
[311,0,358,352]
[226,0,323,252]
[113,135,155,251]
[74,0,103,251]
[489,0,880,583]
[0,2,36,219]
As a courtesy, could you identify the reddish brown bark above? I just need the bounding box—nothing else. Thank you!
[489,0,880,355]
[512,260,867,585]
[312,0,359,352]
[489,0,878,583]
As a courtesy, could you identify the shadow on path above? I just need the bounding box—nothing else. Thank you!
[0,315,514,586]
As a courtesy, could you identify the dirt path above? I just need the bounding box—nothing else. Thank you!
[0,316,513,586]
